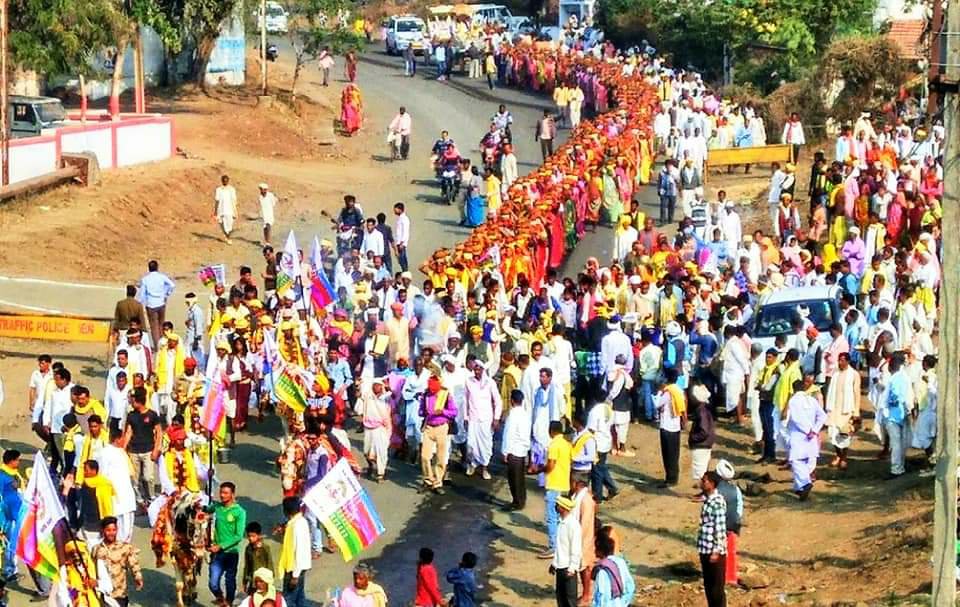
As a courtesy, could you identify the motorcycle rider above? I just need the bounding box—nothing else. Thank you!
[336,195,365,253]
[491,104,513,139]
[438,144,462,204]
[479,123,502,172]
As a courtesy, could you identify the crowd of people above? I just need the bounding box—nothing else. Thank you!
[0,19,946,607]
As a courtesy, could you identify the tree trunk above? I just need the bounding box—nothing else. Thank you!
[195,35,217,93]
[291,55,303,100]
[109,38,128,119]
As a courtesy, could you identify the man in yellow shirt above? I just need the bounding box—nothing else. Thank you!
[553,83,569,128]
[540,420,571,559]
[485,168,502,218]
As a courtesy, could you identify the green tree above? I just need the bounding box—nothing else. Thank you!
[597,0,877,87]
[285,0,364,99]
[10,0,123,106]
[184,0,241,90]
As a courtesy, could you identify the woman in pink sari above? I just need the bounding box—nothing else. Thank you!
[340,84,363,136]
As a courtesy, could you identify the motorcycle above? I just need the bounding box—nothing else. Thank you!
[440,167,460,204]
[266,43,279,62]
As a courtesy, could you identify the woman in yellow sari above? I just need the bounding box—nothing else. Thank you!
[821,242,840,272]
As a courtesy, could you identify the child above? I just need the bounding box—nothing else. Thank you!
[445,551,478,607]
[241,522,274,595]
[415,547,444,607]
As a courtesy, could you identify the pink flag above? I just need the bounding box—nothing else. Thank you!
[200,380,226,434]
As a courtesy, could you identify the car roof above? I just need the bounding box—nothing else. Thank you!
[11,95,62,104]
[392,14,424,20]
[760,285,841,306]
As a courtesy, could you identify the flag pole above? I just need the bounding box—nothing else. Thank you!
[62,512,107,605]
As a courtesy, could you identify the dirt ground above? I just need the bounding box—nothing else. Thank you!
[0,47,937,605]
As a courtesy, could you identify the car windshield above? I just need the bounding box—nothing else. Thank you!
[754,300,834,338]
[397,21,422,32]
[267,6,284,16]
[36,102,66,123]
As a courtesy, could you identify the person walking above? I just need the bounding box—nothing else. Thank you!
[123,387,161,511]
[781,111,806,163]
[697,471,727,607]
[715,460,743,586]
[403,44,416,77]
[258,182,278,246]
[393,202,410,272]
[501,389,531,510]
[419,374,457,494]
[112,285,147,341]
[91,516,144,607]
[464,361,503,480]
[137,260,175,348]
[657,159,679,225]
[277,497,311,607]
[389,107,412,160]
[550,496,582,607]
[214,174,238,245]
[540,421,571,559]
[207,481,247,607]
[657,369,686,488]
[318,46,335,85]
[536,109,557,161]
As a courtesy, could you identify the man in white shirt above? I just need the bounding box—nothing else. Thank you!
[501,389,531,510]
[43,367,74,473]
[546,325,575,420]
[28,354,53,420]
[104,370,130,435]
[393,202,410,272]
[360,217,385,259]
[586,400,618,501]
[258,182,278,245]
[214,174,238,245]
[97,430,138,542]
[464,361,503,480]
[657,368,685,487]
[767,162,786,231]
[278,496,312,603]
[600,316,633,375]
[721,326,751,423]
[551,496,582,606]
[388,106,412,160]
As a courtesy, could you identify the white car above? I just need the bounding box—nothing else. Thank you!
[258,1,289,34]
[751,285,843,354]
[385,15,426,55]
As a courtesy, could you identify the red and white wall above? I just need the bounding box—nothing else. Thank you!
[3,113,175,185]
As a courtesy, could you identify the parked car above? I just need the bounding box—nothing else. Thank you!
[751,285,842,353]
[257,1,289,34]
[385,15,426,55]
[11,95,68,138]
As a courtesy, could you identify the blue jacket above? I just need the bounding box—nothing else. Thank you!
[445,567,477,607]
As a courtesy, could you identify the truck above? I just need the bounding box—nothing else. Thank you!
[11,95,68,138]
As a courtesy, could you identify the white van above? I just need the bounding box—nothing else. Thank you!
[258,1,289,34]
[385,15,427,55]
[469,4,527,29]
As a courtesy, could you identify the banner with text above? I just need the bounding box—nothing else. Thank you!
[0,313,111,342]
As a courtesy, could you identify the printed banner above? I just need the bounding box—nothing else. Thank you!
[0,313,111,342]
[197,264,226,287]
[302,459,385,562]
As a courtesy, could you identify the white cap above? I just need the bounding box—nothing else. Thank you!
[716,459,735,480]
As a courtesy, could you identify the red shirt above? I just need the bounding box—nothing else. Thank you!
[415,563,444,606]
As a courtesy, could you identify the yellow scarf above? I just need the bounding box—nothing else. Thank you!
[156,345,186,391]
[73,397,106,418]
[63,424,82,453]
[759,362,780,387]
[356,582,389,607]
[0,462,24,490]
[83,473,114,518]
[164,450,200,493]
[276,512,303,580]
[664,383,686,417]
[572,430,596,461]
[432,389,449,414]
[774,361,802,410]
[76,432,107,486]
[65,543,101,607]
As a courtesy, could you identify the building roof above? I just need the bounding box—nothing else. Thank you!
[886,18,925,59]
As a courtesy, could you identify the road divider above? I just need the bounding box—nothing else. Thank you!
[0,312,112,342]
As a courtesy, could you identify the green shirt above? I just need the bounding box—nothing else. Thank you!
[209,502,247,553]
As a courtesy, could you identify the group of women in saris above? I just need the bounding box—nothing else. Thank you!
[424,42,660,294]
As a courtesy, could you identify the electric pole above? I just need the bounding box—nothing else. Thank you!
[261,0,268,95]
[1,0,9,187]
[932,0,960,605]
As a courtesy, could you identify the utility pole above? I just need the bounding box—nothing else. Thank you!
[260,0,268,95]
[1,0,9,187]
[932,1,960,605]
